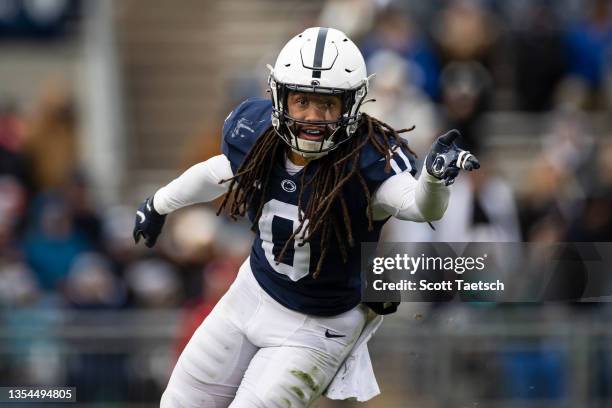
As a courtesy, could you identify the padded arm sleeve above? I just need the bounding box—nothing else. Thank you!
[152,154,234,215]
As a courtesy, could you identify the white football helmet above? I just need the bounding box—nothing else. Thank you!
[268,27,370,159]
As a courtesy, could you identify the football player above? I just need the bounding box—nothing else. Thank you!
[134,27,479,408]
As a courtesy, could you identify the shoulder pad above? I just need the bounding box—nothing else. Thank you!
[221,98,273,172]
[359,133,417,185]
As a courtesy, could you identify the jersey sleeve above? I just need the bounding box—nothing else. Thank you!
[221,98,273,174]
[359,134,417,187]
[153,154,233,214]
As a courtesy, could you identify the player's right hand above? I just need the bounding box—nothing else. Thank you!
[425,129,480,186]
[133,196,166,248]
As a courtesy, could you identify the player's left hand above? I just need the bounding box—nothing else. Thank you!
[425,129,480,186]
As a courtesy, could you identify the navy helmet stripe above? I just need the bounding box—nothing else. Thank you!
[312,27,328,78]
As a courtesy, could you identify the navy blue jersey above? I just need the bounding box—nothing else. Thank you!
[222,98,416,316]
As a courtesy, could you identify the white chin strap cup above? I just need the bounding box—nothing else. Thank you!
[293,138,333,159]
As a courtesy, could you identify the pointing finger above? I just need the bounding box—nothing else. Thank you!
[457,151,480,171]
[466,156,480,170]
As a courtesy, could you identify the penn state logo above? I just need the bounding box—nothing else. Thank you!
[281,179,297,193]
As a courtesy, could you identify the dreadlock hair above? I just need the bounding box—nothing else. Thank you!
[217,114,415,278]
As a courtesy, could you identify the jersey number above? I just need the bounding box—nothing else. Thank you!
[259,199,311,281]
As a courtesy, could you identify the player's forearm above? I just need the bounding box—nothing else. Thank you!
[414,166,449,221]
[153,154,233,215]
[372,167,449,222]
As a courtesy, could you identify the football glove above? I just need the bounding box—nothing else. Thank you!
[425,129,480,186]
[133,196,166,248]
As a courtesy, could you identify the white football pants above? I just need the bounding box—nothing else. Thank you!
[160,258,368,408]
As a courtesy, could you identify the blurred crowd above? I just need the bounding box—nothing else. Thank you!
[0,85,248,310]
[0,80,250,311]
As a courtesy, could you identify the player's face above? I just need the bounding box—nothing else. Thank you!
[286,91,342,142]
